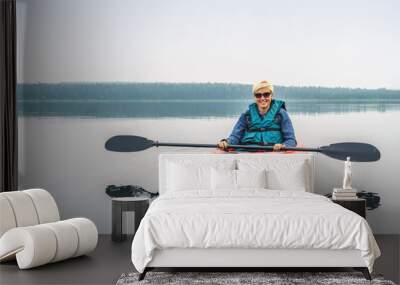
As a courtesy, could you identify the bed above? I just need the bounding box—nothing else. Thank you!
[131,152,381,280]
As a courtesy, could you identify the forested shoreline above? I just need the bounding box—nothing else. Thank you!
[17,83,400,101]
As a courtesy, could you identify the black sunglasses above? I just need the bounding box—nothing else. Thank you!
[254,92,272,98]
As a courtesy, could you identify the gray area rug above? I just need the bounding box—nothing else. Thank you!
[116,271,396,285]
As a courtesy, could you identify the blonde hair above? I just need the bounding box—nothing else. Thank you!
[252,80,274,94]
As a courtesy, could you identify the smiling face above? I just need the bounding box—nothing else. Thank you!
[254,86,273,111]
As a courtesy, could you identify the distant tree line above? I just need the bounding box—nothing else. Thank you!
[17,83,400,101]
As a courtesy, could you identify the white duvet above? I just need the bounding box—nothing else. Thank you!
[131,190,380,273]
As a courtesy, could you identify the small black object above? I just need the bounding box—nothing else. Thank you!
[105,135,381,162]
[357,191,381,210]
[354,267,372,280]
[138,267,152,281]
[106,185,158,198]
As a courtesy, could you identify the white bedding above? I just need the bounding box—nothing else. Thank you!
[131,190,380,273]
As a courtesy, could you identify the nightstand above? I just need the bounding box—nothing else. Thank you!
[111,197,150,242]
[332,198,366,218]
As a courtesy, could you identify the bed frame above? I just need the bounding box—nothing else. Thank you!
[137,152,372,281]
[140,248,371,280]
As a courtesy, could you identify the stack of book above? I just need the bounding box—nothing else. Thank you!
[332,188,358,200]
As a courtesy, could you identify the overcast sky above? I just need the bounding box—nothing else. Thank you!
[16,0,400,89]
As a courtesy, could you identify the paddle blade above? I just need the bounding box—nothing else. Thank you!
[105,135,154,152]
[320,142,380,162]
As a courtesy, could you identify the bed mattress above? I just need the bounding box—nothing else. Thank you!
[131,190,380,273]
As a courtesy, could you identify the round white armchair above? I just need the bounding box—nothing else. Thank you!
[0,189,98,269]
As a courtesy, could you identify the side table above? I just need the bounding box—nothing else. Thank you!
[332,198,366,218]
[112,197,150,242]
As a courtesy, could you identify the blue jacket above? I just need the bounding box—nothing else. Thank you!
[227,104,297,147]
[241,101,284,145]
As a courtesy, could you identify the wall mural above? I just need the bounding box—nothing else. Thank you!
[16,0,400,234]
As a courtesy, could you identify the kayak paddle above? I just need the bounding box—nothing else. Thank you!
[105,135,380,162]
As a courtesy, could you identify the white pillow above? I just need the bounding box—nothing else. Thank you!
[167,159,235,192]
[167,162,209,191]
[266,162,308,191]
[211,168,236,190]
[211,169,267,190]
[236,169,267,189]
[237,158,310,192]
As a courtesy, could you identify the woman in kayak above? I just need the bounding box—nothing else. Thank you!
[218,80,297,151]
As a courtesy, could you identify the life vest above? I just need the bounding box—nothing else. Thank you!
[240,100,285,145]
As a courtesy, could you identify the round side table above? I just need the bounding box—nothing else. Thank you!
[111,197,150,242]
